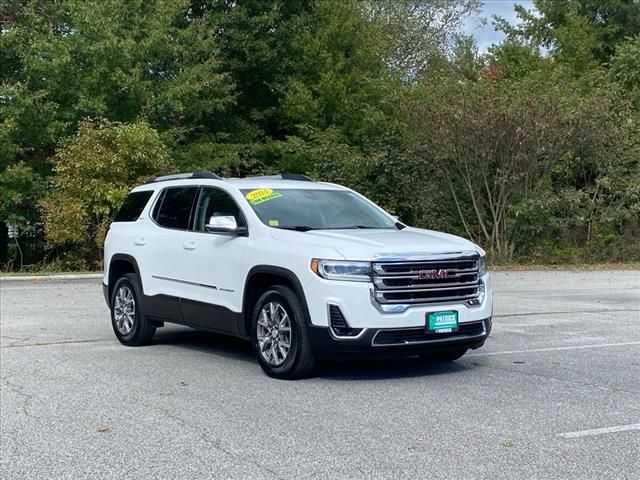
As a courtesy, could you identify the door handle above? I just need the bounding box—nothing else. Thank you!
[134,238,146,246]
[183,241,197,251]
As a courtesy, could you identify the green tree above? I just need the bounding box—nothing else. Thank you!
[41,120,172,267]
[0,0,234,266]
[486,40,547,80]
[0,0,238,157]
[7,0,636,270]
[499,0,640,69]
[609,35,640,106]
[403,68,638,260]
[0,161,44,267]
[363,0,481,77]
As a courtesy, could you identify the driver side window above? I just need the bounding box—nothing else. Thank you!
[193,187,246,232]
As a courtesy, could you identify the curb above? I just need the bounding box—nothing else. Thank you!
[0,273,103,282]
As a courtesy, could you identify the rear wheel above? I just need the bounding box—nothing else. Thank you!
[250,286,315,379]
[110,273,156,346]
[419,348,467,362]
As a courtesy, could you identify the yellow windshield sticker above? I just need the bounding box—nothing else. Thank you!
[245,188,282,205]
[268,219,279,226]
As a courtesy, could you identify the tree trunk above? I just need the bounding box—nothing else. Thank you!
[0,221,8,269]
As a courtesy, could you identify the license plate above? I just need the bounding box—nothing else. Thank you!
[427,311,459,333]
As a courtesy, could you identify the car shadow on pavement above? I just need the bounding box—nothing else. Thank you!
[152,328,256,363]
[151,327,473,380]
[316,357,472,381]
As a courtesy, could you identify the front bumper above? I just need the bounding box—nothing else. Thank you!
[302,273,493,329]
[102,282,109,306]
[307,317,491,359]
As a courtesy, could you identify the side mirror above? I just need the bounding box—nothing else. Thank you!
[205,215,248,236]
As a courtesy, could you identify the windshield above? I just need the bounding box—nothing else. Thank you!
[240,188,397,230]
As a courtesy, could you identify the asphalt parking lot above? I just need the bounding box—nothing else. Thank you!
[1,270,639,479]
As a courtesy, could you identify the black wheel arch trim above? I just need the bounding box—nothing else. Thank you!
[242,265,312,338]
[106,260,311,341]
[107,254,143,302]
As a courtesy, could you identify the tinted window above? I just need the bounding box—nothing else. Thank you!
[114,191,153,222]
[153,187,198,229]
[152,189,166,221]
[194,187,246,232]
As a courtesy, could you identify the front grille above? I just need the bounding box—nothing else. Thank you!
[372,254,480,305]
[372,321,485,347]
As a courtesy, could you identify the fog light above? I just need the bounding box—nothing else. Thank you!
[329,305,363,338]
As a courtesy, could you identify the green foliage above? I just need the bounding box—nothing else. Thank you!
[501,0,640,69]
[0,161,44,226]
[41,120,172,263]
[365,0,482,76]
[368,61,639,262]
[0,0,638,268]
[486,40,547,79]
[609,35,640,106]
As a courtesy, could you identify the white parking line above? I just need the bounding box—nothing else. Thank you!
[467,341,640,357]
[557,423,640,439]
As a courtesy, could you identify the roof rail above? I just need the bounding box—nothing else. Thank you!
[245,173,314,182]
[281,173,313,181]
[145,171,222,184]
[144,171,313,184]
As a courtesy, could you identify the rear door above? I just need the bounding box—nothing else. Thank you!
[142,186,199,320]
[104,189,155,291]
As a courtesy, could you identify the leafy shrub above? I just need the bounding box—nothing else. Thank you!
[41,119,173,267]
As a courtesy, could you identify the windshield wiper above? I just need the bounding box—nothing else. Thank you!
[337,225,386,229]
[278,225,389,231]
[277,225,316,232]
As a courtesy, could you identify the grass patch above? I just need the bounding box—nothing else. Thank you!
[0,270,102,277]
[491,263,640,271]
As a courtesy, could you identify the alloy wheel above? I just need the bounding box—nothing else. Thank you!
[113,285,136,335]
[256,302,292,366]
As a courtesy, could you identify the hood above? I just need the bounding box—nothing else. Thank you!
[270,226,479,260]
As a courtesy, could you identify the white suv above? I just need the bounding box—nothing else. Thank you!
[103,172,492,379]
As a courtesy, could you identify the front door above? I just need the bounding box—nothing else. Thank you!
[180,186,248,333]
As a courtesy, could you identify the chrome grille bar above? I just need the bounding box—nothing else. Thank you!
[373,261,477,272]
[373,280,480,291]
[374,293,479,304]
[372,253,481,305]
[373,268,477,280]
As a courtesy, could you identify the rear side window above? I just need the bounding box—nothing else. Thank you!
[114,191,153,222]
[152,187,198,230]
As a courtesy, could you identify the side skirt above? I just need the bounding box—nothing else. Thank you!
[143,294,246,339]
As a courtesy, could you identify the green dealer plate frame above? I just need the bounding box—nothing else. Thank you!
[427,311,459,333]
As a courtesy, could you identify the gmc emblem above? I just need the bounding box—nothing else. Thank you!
[419,269,449,280]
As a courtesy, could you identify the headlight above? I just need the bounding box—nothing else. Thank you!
[478,254,488,276]
[310,259,371,282]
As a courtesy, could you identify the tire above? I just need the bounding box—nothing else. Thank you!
[419,348,467,362]
[110,273,156,346]
[250,285,315,380]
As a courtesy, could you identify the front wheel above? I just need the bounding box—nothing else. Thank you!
[250,286,315,380]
